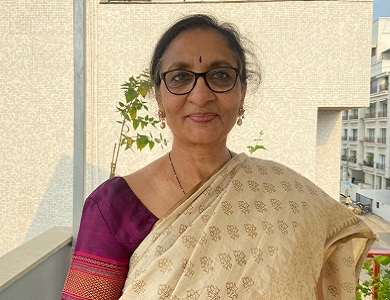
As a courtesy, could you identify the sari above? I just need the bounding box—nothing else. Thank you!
[120,153,375,299]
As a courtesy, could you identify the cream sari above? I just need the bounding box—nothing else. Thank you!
[120,154,375,299]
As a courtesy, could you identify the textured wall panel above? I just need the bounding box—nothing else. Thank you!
[0,0,73,256]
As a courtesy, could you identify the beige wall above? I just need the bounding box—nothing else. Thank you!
[0,0,372,256]
[0,1,73,257]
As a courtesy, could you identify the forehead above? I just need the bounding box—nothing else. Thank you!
[160,28,238,69]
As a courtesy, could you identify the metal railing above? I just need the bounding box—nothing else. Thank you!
[364,137,375,143]
[365,112,376,119]
[378,83,389,93]
[376,163,385,170]
[349,114,359,120]
[365,249,390,299]
[377,137,386,144]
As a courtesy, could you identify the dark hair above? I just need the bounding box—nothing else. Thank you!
[150,14,261,87]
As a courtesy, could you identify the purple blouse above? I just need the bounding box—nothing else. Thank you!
[62,177,158,300]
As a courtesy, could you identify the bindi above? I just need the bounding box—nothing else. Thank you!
[199,56,202,63]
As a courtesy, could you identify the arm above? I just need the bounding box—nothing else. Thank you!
[61,198,129,300]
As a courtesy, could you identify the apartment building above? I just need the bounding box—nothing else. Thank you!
[341,18,390,194]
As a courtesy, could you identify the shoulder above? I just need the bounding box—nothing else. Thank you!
[87,176,157,221]
[88,176,130,204]
[81,177,158,252]
[241,155,332,202]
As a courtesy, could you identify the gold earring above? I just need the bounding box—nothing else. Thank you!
[237,108,245,126]
[158,111,166,129]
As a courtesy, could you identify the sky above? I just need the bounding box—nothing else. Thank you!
[373,0,390,20]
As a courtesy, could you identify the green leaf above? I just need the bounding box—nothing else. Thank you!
[136,134,149,150]
[125,88,138,103]
[149,140,155,150]
[133,119,140,130]
[138,85,149,98]
[129,106,137,119]
[118,102,125,107]
[126,136,134,147]
[374,255,390,266]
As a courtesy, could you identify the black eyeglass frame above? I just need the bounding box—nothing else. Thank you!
[159,67,241,95]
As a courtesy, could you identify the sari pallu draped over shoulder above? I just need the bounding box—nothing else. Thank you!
[120,153,375,300]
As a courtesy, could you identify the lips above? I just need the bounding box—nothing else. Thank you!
[187,113,217,122]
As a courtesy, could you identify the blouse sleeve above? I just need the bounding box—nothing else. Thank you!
[61,198,130,300]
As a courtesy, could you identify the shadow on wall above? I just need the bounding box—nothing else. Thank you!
[316,110,341,146]
[23,155,73,243]
[23,156,109,243]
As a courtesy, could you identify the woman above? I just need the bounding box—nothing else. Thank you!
[62,14,375,300]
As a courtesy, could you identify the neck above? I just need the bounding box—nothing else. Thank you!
[168,142,233,193]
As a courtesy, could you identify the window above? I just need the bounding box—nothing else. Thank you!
[379,101,387,117]
[386,178,390,190]
[379,128,387,143]
[366,103,376,118]
[350,129,358,141]
[371,79,377,94]
[371,46,376,57]
[377,154,386,171]
[366,128,375,142]
[365,152,374,167]
[378,176,382,189]
[342,129,347,141]
[350,150,357,163]
[342,110,348,120]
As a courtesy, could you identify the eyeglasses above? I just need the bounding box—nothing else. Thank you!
[160,67,240,95]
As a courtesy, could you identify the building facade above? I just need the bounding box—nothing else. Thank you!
[341,18,390,194]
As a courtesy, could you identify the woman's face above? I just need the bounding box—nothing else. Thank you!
[156,28,246,148]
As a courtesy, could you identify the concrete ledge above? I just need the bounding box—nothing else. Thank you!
[0,227,72,293]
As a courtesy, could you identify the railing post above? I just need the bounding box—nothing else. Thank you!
[73,0,86,246]
[372,259,380,300]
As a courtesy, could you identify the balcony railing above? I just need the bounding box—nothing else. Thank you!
[376,163,385,170]
[378,82,389,93]
[364,137,375,143]
[341,155,357,163]
[371,83,389,94]
[349,136,358,141]
[349,114,359,120]
[363,160,374,167]
[364,249,390,299]
[342,115,348,120]
[365,112,376,119]
[0,227,72,300]
[378,111,387,118]
[341,136,348,141]
[377,137,386,144]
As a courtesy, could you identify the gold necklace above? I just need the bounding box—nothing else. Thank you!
[168,152,186,195]
[168,150,233,195]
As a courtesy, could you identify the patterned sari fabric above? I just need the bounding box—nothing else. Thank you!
[120,153,375,300]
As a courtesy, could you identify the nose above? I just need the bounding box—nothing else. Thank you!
[187,76,215,105]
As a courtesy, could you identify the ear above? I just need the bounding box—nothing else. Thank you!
[240,81,247,107]
[155,86,164,112]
